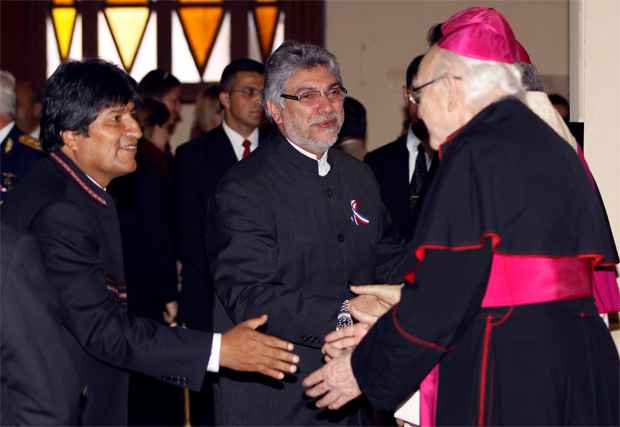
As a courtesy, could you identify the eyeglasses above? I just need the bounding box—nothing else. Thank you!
[229,87,264,99]
[407,75,462,105]
[281,85,347,107]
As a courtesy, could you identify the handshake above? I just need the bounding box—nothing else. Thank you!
[303,284,403,410]
[218,284,402,384]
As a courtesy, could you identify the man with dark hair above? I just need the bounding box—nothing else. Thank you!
[364,54,437,241]
[0,70,44,204]
[174,58,266,334]
[211,41,407,425]
[2,59,298,426]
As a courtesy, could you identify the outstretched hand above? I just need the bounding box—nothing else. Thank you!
[220,315,299,380]
[348,284,403,325]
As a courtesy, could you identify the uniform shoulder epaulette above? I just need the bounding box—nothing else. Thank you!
[18,134,42,151]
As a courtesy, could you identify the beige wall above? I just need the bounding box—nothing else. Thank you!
[575,0,620,255]
[325,0,569,150]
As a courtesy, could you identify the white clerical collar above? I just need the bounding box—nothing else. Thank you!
[286,138,331,177]
[222,120,259,161]
[85,174,107,191]
[0,121,15,145]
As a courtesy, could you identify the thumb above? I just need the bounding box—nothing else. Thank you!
[350,285,385,297]
[241,314,268,330]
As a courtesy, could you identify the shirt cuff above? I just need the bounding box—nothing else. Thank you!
[206,333,221,373]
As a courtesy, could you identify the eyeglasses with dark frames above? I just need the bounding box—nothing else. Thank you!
[408,74,462,105]
[281,85,348,106]
[229,87,264,99]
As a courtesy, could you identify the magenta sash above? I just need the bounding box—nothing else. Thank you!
[419,254,594,426]
[481,254,592,308]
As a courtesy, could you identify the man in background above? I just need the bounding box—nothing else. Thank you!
[0,70,43,204]
[364,55,436,241]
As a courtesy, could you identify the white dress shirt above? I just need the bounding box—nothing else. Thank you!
[287,139,331,176]
[406,127,431,182]
[222,120,259,161]
[0,121,15,147]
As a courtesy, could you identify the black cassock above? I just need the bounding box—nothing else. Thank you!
[352,98,619,425]
[212,131,407,425]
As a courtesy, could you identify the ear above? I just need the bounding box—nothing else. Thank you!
[219,91,230,111]
[445,76,459,113]
[60,130,82,152]
[266,100,284,126]
[401,85,410,105]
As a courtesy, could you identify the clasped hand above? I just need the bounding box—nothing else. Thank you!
[303,284,402,410]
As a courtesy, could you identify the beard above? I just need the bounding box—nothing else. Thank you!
[284,111,343,155]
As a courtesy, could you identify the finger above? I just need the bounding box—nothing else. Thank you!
[261,357,297,374]
[349,305,379,324]
[327,336,362,350]
[325,326,357,343]
[258,366,286,381]
[305,381,330,398]
[315,389,341,408]
[302,368,325,388]
[241,314,268,330]
[328,394,353,410]
[324,355,332,363]
[349,285,385,295]
[257,332,295,352]
[322,345,343,360]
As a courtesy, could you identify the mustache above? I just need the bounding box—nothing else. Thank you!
[310,113,341,126]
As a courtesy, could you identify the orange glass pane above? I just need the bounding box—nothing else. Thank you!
[51,7,77,60]
[254,5,279,59]
[177,7,223,74]
[52,0,75,5]
[107,0,148,4]
[103,7,150,72]
[178,0,222,4]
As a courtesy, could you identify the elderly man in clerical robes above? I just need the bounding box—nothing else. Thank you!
[304,7,619,426]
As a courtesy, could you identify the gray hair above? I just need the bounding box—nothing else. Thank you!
[515,62,545,92]
[0,70,16,117]
[263,41,343,119]
[439,50,525,114]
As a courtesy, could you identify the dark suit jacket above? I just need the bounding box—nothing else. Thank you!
[1,225,81,425]
[109,140,178,320]
[211,131,408,425]
[0,123,44,204]
[174,125,267,331]
[2,151,213,426]
[364,134,437,241]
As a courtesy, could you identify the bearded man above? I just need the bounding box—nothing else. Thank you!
[304,8,618,426]
[210,41,408,425]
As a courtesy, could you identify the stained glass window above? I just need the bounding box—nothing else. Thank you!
[46,0,291,84]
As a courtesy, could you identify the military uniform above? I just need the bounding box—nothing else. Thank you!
[0,123,44,204]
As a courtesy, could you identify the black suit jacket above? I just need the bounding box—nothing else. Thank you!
[109,140,178,320]
[0,123,44,204]
[174,125,267,331]
[364,134,437,241]
[2,151,212,426]
[1,225,81,425]
[211,132,407,425]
